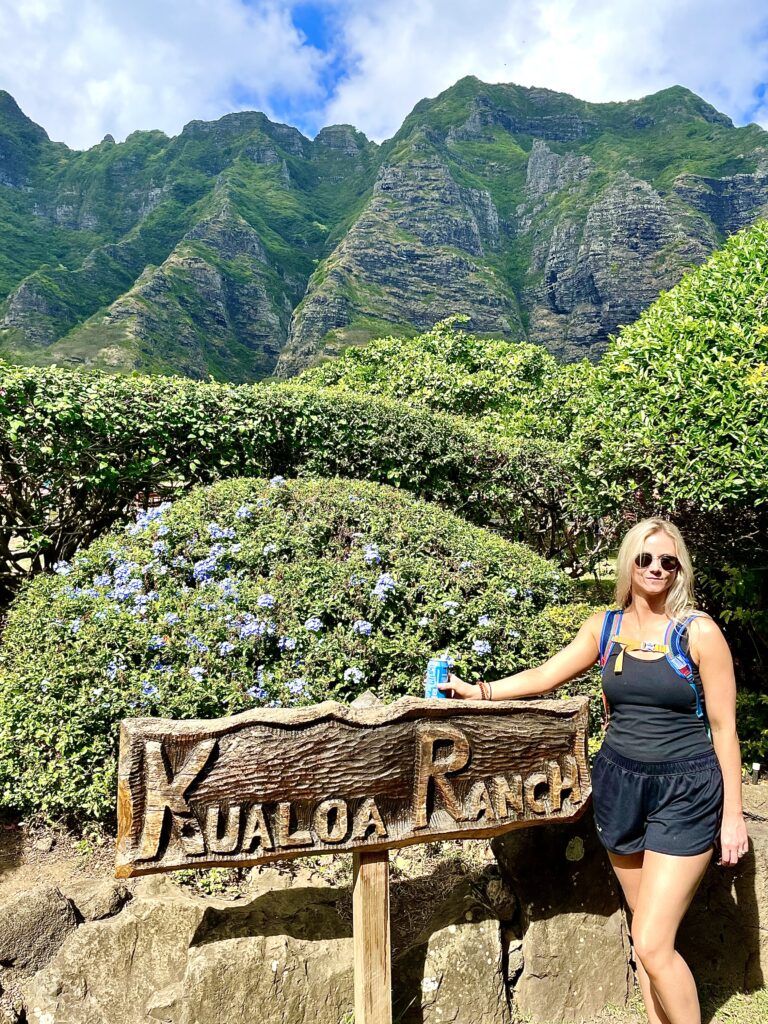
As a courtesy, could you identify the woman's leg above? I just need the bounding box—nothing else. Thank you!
[608,850,672,1024]
[630,849,713,1024]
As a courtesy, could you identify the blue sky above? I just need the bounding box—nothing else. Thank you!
[0,0,765,150]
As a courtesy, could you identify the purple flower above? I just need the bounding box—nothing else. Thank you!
[188,666,206,683]
[53,560,72,576]
[459,561,474,570]
[506,587,518,599]
[304,617,323,632]
[247,685,267,701]
[257,593,276,608]
[152,540,168,557]
[192,555,218,583]
[239,618,270,639]
[142,682,159,697]
[372,573,396,602]
[109,580,139,602]
[343,667,365,685]
[288,677,307,696]
[218,641,235,657]
[477,615,492,627]
[208,523,236,540]
[352,620,373,636]
[269,475,286,488]
[278,636,297,652]
[236,506,253,520]
[93,574,111,588]
[363,544,381,564]
[472,640,492,656]
[262,543,277,556]
[69,618,82,634]
[164,612,180,625]
[185,635,209,653]
[127,503,171,535]
[218,578,239,599]
[148,635,166,650]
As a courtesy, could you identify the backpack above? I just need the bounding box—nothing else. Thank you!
[598,608,710,734]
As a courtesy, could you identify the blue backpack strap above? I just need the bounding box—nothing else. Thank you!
[599,609,623,671]
[666,614,709,729]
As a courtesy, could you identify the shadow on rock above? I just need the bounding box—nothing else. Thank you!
[679,814,767,1022]
[492,807,633,1023]
[190,885,351,947]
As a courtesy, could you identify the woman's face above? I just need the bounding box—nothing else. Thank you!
[631,530,679,601]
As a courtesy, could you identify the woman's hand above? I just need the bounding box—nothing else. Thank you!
[437,673,480,699]
[718,812,749,867]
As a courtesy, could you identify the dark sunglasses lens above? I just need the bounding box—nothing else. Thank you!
[660,556,679,571]
[634,553,652,568]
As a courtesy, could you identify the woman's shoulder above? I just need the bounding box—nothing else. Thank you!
[683,611,729,664]
[581,607,619,640]
[682,610,717,634]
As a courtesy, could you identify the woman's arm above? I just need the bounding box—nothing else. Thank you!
[439,611,604,699]
[691,617,748,866]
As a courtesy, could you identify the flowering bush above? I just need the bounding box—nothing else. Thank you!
[0,476,583,823]
[0,367,568,607]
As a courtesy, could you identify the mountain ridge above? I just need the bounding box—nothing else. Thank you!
[1,79,766,380]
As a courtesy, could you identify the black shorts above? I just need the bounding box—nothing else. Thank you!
[591,742,724,857]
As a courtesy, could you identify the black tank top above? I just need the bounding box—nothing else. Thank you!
[602,639,713,761]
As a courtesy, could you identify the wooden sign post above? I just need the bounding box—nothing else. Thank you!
[115,693,591,1023]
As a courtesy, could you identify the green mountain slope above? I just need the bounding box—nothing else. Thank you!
[277,79,768,372]
[0,100,377,381]
[1,79,767,380]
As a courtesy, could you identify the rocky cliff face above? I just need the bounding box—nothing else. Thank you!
[517,164,719,359]
[278,83,768,372]
[278,148,522,376]
[1,81,767,380]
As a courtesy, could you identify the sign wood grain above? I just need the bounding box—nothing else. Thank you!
[115,695,590,878]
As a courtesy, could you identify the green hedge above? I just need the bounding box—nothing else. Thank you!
[0,364,571,607]
[571,220,768,520]
[298,315,563,438]
[0,476,583,822]
[567,220,768,679]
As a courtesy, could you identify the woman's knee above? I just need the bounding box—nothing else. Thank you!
[631,926,675,975]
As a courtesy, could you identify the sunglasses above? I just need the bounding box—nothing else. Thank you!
[634,552,680,572]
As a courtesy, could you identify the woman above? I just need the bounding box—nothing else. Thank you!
[441,518,749,1024]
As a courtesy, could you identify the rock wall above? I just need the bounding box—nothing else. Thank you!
[2,789,766,1024]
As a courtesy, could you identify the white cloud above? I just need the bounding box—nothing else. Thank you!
[321,0,768,140]
[0,1,765,149]
[0,0,328,148]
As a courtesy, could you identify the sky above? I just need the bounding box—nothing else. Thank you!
[0,0,766,150]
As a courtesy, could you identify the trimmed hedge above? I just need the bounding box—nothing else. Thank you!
[0,365,569,606]
[0,476,586,822]
[571,220,768,520]
[298,316,562,438]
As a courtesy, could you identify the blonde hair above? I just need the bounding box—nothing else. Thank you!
[614,518,699,622]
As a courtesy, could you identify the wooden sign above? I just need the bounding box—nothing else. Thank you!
[115,695,590,879]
